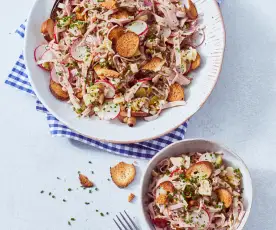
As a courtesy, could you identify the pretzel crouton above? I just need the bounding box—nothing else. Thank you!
[142,57,165,72]
[168,83,185,102]
[49,79,69,101]
[191,53,201,70]
[110,162,136,188]
[185,0,198,20]
[216,188,233,208]
[128,193,135,202]
[156,194,167,205]
[79,174,94,188]
[94,65,120,79]
[116,32,140,58]
[108,26,125,43]
[101,0,117,10]
[186,161,213,180]
[111,10,131,19]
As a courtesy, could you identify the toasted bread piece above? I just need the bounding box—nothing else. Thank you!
[76,91,83,100]
[142,57,165,72]
[49,80,69,101]
[168,83,185,102]
[191,53,201,70]
[110,162,136,188]
[116,32,139,58]
[41,19,55,41]
[94,65,120,79]
[156,194,167,205]
[108,26,125,43]
[216,188,233,208]
[79,174,94,188]
[111,10,131,19]
[185,0,198,20]
[159,181,175,193]
[128,193,135,202]
[186,161,213,180]
[101,0,117,10]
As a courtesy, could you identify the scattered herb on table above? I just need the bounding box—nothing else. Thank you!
[100,212,104,217]
[68,221,71,226]
[49,192,52,196]
[40,190,44,194]
[63,199,67,202]
[52,195,56,199]
[71,218,76,221]
[85,202,90,205]
[68,188,72,192]
[89,161,92,164]
[57,177,61,180]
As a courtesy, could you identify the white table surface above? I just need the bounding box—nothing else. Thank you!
[1,0,275,229]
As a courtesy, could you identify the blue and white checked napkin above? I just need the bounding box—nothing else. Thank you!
[5,0,222,159]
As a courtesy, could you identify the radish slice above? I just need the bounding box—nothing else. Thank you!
[96,101,120,120]
[137,78,152,82]
[126,20,148,36]
[50,66,59,83]
[190,208,210,229]
[70,38,89,62]
[36,50,55,71]
[95,80,116,99]
[34,44,49,61]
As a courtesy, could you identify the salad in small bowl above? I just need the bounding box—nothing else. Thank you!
[140,139,252,230]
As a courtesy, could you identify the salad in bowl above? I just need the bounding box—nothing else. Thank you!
[35,0,204,127]
[140,140,252,230]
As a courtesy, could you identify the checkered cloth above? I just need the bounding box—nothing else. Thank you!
[5,0,222,159]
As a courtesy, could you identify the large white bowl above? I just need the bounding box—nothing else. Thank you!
[24,0,225,143]
[140,139,253,230]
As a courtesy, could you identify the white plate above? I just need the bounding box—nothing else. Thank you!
[140,139,253,230]
[24,0,225,143]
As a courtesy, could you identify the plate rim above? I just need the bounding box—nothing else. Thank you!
[24,0,226,144]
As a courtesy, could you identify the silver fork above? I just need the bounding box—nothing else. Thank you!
[113,210,139,230]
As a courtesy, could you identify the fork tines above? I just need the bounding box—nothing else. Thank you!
[113,211,139,230]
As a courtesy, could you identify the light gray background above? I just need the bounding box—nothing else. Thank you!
[0,0,275,229]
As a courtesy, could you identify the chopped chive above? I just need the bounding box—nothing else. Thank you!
[89,190,92,193]
[106,212,109,215]
[68,188,72,192]
[96,210,99,212]
[89,161,92,164]
[49,192,52,196]
[100,212,104,216]
[40,190,44,194]
[71,218,76,221]
[91,171,94,174]
[57,177,60,180]
[68,221,71,226]
[63,199,67,202]
[85,202,90,205]
[95,188,99,191]
[52,195,56,199]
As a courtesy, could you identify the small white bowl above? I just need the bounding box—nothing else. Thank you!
[140,139,253,230]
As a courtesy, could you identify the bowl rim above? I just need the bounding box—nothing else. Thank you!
[24,0,226,144]
[139,139,253,230]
